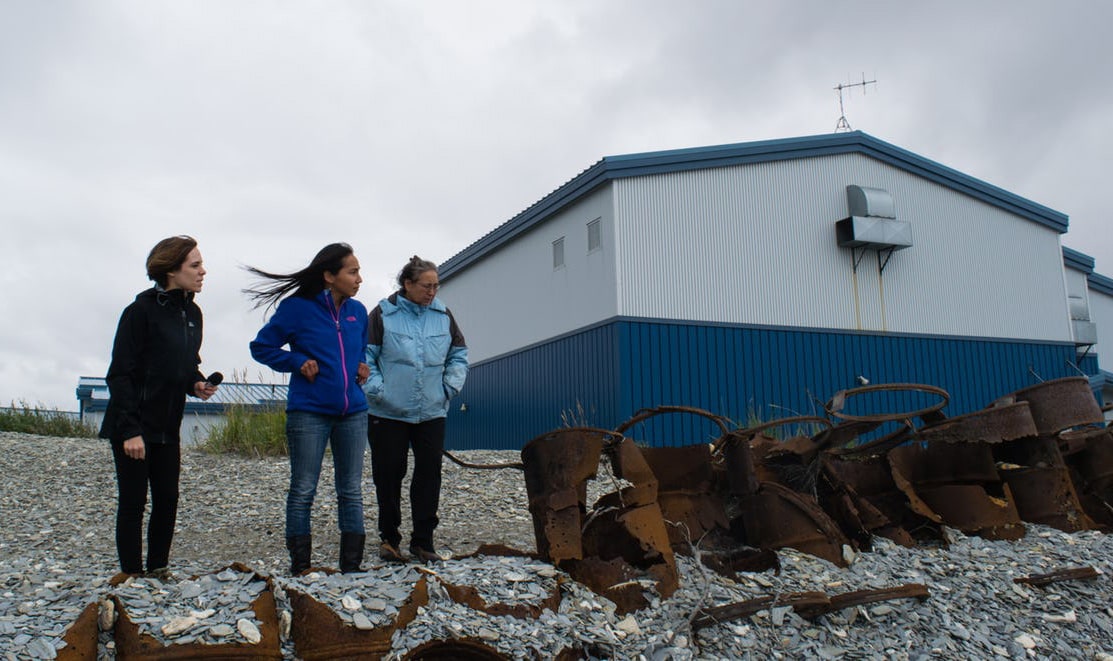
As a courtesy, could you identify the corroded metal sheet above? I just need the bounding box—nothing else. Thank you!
[826,583,930,613]
[1013,566,1100,587]
[1008,376,1104,435]
[916,402,1037,445]
[691,583,929,630]
[691,591,830,631]
[999,465,1095,532]
[1060,426,1113,528]
[287,576,427,661]
[820,455,913,546]
[912,484,1025,540]
[888,445,1025,540]
[738,482,850,567]
[520,428,607,563]
[520,430,678,613]
[1062,427,1113,486]
[404,638,510,660]
[889,442,1000,486]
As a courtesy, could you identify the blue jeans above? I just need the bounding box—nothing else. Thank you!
[286,410,367,537]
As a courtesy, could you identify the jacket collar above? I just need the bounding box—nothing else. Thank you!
[144,285,193,307]
[384,291,445,315]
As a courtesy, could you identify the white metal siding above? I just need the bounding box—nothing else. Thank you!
[613,153,1072,342]
[1064,268,1091,320]
[1089,287,1113,370]
[442,186,617,363]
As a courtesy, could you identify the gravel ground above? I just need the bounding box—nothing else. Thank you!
[3,431,1113,659]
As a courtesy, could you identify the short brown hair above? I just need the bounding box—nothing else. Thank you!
[146,235,198,287]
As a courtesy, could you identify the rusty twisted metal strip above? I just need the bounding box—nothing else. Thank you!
[825,383,949,423]
[1013,566,1100,587]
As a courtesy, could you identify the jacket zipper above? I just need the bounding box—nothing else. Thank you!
[174,307,188,429]
[328,295,350,414]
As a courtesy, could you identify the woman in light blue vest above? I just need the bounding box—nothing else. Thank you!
[363,256,468,562]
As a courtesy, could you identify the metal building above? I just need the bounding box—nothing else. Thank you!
[75,376,288,446]
[437,131,1098,449]
[1073,249,1113,414]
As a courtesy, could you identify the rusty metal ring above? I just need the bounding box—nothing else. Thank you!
[614,405,730,437]
[711,416,833,455]
[825,383,949,423]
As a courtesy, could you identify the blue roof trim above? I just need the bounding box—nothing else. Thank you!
[1089,369,1113,389]
[1089,272,1113,297]
[440,131,1069,278]
[1063,246,1095,273]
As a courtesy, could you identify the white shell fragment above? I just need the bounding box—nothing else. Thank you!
[237,617,262,644]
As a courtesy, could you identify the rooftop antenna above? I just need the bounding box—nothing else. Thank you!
[834,72,877,132]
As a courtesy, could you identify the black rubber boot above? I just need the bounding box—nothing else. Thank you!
[286,534,312,576]
[339,532,366,573]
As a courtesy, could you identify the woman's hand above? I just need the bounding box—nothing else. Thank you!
[356,362,370,385]
[194,381,217,400]
[123,436,145,460]
[300,359,319,383]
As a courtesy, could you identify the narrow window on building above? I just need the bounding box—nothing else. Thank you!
[552,237,565,269]
[587,218,601,253]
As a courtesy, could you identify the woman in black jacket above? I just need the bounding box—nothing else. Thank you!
[100,235,218,577]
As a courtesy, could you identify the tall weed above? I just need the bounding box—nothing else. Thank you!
[0,402,98,438]
[202,403,288,457]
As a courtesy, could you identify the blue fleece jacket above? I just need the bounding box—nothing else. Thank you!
[250,291,369,416]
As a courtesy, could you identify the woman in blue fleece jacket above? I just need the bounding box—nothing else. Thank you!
[364,255,468,563]
[246,243,371,574]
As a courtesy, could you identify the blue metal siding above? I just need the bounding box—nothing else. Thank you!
[446,324,621,451]
[447,319,1094,451]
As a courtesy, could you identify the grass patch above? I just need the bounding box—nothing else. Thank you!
[201,403,288,457]
[0,402,98,438]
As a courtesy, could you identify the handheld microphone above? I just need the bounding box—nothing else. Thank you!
[206,371,224,386]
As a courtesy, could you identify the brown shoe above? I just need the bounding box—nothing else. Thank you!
[409,544,444,563]
[379,541,407,563]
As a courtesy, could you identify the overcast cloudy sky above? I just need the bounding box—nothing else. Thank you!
[2,0,1111,411]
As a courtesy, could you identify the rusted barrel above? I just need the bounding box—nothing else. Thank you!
[520,428,609,563]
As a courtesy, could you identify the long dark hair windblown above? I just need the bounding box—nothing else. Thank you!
[243,243,354,312]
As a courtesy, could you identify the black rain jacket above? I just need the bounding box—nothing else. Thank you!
[99,287,205,444]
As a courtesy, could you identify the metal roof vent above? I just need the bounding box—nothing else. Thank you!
[837,185,911,249]
[837,185,911,272]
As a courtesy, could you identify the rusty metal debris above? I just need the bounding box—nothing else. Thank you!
[62,376,1113,657]
[520,426,679,614]
[917,402,1037,445]
[1013,566,1101,587]
[691,583,930,631]
[1060,425,1113,528]
[403,638,510,660]
[691,591,830,631]
[827,583,931,612]
[889,441,1026,540]
[507,378,1108,628]
[285,575,428,660]
[1006,376,1105,435]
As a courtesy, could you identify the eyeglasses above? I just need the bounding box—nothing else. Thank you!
[412,281,440,292]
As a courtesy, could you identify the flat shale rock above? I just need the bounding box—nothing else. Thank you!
[2,431,1112,659]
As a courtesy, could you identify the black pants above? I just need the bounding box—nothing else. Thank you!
[111,441,181,574]
[368,415,445,549]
